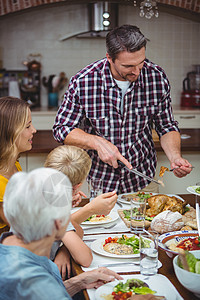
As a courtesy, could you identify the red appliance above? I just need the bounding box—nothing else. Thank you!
[181,65,200,108]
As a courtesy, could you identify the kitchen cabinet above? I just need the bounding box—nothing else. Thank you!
[172,105,200,128]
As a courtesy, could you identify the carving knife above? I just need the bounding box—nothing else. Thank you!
[118,161,161,185]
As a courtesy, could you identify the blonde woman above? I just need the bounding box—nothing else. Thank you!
[0,96,36,234]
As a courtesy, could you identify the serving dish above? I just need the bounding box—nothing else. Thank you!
[173,250,200,298]
[158,230,199,257]
[94,274,183,300]
[117,193,185,206]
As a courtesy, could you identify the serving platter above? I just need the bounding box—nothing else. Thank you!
[91,234,140,259]
[81,211,119,225]
[117,192,185,205]
[158,230,199,256]
[95,274,183,300]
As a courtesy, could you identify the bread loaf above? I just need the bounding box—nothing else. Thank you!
[150,210,184,234]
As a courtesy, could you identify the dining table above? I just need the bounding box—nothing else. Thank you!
[71,193,199,300]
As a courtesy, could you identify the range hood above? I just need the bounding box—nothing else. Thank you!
[59,2,119,41]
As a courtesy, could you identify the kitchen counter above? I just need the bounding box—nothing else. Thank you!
[31,105,200,114]
[28,129,200,154]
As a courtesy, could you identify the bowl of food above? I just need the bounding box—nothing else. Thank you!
[173,250,200,298]
[158,230,199,258]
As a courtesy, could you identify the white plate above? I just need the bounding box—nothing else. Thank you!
[81,211,119,225]
[91,234,140,259]
[118,193,185,205]
[94,274,183,300]
[187,186,200,196]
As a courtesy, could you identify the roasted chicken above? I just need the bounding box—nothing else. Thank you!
[146,194,187,217]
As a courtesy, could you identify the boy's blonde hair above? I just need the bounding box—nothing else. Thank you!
[44,145,92,186]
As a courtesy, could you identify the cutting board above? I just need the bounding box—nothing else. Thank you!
[118,209,151,228]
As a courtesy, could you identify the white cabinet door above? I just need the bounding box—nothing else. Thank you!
[174,113,200,129]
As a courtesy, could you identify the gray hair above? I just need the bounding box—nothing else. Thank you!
[3,168,72,243]
[106,24,148,61]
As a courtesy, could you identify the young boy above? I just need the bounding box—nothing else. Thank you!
[44,145,117,279]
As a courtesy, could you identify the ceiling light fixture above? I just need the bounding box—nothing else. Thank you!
[139,0,159,19]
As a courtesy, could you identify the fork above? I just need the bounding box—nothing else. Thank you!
[82,222,117,230]
[169,166,194,172]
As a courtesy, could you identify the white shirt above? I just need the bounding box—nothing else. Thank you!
[115,79,130,114]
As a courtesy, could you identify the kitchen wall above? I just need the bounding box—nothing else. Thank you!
[0,3,200,107]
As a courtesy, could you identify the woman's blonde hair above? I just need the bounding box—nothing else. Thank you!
[44,145,92,186]
[0,97,30,170]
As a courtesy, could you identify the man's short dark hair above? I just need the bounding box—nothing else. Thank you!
[106,24,148,61]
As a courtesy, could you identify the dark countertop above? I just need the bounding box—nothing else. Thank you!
[28,129,200,154]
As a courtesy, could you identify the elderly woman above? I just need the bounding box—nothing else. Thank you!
[0,168,122,299]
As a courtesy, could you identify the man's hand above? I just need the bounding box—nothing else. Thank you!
[54,245,71,280]
[89,191,117,215]
[94,136,132,169]
[170,157,193,178]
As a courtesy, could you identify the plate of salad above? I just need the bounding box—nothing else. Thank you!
[91,234,150,259]
[187,186,200,196]
[94,274,182,300]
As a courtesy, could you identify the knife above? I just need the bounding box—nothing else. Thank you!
[118,161,161,185]
[98,262,140,267]
[196,201,200,236]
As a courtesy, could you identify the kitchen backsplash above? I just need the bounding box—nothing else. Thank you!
[0,3,199,107]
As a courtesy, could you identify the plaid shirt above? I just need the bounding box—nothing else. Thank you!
[53,58,179,193]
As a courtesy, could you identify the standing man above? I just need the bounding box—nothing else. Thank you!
[53,25,192,194]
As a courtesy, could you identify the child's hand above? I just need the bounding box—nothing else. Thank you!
[90,191,117,215]
[72,191,87,207]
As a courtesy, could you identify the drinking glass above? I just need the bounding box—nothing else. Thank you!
[87,177,103,199]
[130,197,146,234]
[139,231,158,276]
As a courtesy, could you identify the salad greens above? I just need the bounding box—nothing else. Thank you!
[136,192,152,202]
[113,279,156,295]
[195,186,200,194]
[118,235,140,254]
[116,234,150,254]
[123,210,154,221]
[177,251,200,273]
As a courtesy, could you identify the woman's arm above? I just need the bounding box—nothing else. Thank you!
[61,231,93,268]
[64,267,123,297]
